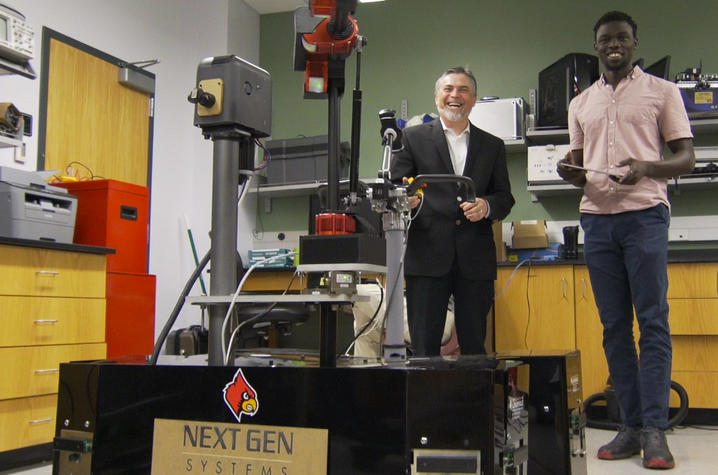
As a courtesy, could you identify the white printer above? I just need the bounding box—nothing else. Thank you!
[0,167,77,243]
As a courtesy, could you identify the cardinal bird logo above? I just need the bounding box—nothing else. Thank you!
[223,369,259,422]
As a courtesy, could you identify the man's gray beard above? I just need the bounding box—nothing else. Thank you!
[438,105,466,122]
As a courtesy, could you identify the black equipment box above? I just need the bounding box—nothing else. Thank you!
[53,357,528,474]
[166,325,209,356]
[264,135,350,185]
[677,80,718,118]
[498,350,587,475]
[537,53,599,128]
[299,232,386,267]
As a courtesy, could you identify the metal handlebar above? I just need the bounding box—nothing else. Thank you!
[405,174,476,202]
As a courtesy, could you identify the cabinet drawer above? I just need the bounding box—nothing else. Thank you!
[0,245,106,297]
[0,296,106,347]
[0,394,57,452]
[672,336,718,372]
[667,263,718,298]
[670,371,718,409]
[0,343,106,399]
[669,299,718,335]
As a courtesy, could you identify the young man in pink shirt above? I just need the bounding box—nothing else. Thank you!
[558,10,695,470]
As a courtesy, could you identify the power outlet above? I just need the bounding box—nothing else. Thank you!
[13,142,26,163]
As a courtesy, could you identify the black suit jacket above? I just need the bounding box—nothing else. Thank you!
[390,119,514,280]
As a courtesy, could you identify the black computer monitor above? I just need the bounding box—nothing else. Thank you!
[644,56,671,80]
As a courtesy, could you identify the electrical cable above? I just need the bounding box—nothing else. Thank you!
[221,251,298,364]
[253,138,271,171]
[494,258,532,299]
[583,380,690,430]
[149,249,211,365]
[150,167,253,365]
[343,278,384,355]
[224,271,299,366]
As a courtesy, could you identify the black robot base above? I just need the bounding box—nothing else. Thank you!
[52,355,529,475]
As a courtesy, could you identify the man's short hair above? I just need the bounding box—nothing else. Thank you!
[593,11,638,39]
[435,66,477,96]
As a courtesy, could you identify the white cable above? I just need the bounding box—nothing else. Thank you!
[494,258,532,300]
[224,269,298,365]
[221,251,297,364]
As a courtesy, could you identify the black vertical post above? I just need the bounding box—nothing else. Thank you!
[208,137,241,366]
[319,303,337,367]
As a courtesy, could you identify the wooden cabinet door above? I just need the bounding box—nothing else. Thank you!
[495,264,575,351]
[574,266,610,400]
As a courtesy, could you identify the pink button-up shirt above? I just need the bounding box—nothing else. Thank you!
[568,66,693,214]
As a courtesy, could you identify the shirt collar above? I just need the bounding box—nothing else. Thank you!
[439,117,471,136]
[600,65,641,86]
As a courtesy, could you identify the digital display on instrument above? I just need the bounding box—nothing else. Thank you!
[0,17,7,41]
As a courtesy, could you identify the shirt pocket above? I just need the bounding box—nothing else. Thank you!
[620,98,659,126]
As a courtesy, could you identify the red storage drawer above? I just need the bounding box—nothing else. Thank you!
[54,179,149,273]
[106,272,156,359]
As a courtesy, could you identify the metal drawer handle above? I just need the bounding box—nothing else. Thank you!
[34,368,59,374]
[561,277,567,299]
[33,319,59,324]
[35,270,60,276]
[28,417,53,425]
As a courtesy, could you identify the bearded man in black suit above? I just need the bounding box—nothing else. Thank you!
[391,66,515,356]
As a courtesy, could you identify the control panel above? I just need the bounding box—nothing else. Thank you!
[527,144,571,184]
[0,2,34,63]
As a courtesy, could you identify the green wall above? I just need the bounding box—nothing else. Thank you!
[256,0,718,231]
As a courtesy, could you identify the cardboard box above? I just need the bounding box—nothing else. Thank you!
[511,220,549,249]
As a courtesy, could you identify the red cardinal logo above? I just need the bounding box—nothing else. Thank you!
[223,369,259,422]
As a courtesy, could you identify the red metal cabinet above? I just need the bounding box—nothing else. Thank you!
[55,179,149,273]
[106,272,156,359]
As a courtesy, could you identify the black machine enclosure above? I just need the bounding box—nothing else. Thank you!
[498,350,587,475]
[53,357,528,474]
[537,53,599,128]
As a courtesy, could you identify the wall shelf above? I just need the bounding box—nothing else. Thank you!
[0,135,23,148]
[526,128,569,146]
[505,139,527,154]
[528,175,717,201]
[691,118,718,135]
[0,56,36,79]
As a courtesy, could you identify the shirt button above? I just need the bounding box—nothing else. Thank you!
[456,220,461,226]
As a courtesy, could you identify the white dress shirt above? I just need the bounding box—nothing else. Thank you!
[440,118,470,175]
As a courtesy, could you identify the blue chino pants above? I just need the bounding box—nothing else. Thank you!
[580,204,672,429]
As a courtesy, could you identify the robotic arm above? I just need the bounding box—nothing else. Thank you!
[293,0,360,96]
